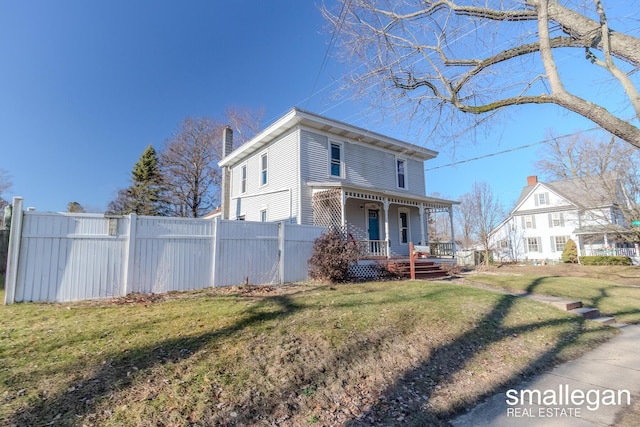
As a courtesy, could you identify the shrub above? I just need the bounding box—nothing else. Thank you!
[561,239,578,263]
[579,256,632,266]
[308,229,361,283]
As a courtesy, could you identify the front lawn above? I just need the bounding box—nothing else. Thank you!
[468,265,640,324]
[0,280,616,426]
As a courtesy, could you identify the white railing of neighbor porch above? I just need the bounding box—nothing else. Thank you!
[4,198,323,304]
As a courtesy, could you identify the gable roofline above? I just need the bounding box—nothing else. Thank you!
[510,181,578,215]
[509,174,622,215]
[219,107,438,167]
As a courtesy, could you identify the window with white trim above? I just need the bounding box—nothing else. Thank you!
[259,152,268,186]
[329,142,343,178]
[527,237,541,252]
[551,235,569,252]
[523,215,536,229]
[396,158,407,189]
[240,164,247,194]
[548,212,565,228]
[398,209,410,244]
[260,209,267,222]
[536,192,549,206]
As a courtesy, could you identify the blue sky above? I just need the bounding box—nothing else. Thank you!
[0,1,636,213]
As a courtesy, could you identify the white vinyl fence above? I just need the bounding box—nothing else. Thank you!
[4,197,324,304]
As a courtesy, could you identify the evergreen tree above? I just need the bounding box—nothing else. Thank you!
[562,239,579,264]
[106,145,170,216]
[67,201,85,213]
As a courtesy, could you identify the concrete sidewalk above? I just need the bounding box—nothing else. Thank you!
[451,324,640,426]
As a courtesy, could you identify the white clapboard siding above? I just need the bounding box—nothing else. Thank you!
[6,209,325,303]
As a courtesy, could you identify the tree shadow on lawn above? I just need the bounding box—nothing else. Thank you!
[345,292,607,426]
[8,285,449,426]
[9,284,613,426]
[9,292,305,426]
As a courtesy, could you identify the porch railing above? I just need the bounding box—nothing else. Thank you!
[356,240,388,258]
[584,247,638,257]
[428,242,455,258]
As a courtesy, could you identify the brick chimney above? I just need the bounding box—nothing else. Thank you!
[527,175,538,186]
[222,126,233,158]
[221,126,233,220]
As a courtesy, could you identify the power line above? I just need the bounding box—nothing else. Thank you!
[424,126,602,172]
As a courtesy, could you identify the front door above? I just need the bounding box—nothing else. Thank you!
[368,209,380,255]
[368,209,380,241]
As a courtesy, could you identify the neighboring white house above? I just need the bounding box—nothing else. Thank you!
[218,107,457,259]
[490,175,639,264]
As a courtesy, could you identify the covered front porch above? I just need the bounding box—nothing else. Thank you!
[310,184,457,260]
[574,225,640,265]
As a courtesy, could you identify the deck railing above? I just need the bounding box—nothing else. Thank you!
[428,242,455,258]
[585,247,638,257]
[356,240,388,258]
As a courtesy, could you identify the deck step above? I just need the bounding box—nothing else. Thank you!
[593,316,617,325]
[569,307,601,319]
[385,260,449,280]
[551,300,583,311]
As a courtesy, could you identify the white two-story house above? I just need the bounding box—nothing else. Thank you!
[490,175,639,264]
[218,107,457,259]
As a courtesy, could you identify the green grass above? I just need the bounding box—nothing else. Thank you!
[0,281,617,426]
[469,271,640,324]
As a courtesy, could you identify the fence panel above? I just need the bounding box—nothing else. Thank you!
[282,223,323,283]
[7,207,325,303]
[132,217,214,294]
[0,229,9,275]
[214,220,280,287]
[15,213,128,302]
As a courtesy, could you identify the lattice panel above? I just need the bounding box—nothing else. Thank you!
[312,189,342,230]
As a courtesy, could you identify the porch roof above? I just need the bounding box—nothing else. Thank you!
[573,224,634,235]
[308,182,458,209]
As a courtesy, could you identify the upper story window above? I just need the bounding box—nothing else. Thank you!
[523,215,536,229]
[240,164,247,194]
[548,212,565,228]
[260,152,268,186]
[329,142,343,178]
[396,158,407,189]
[535,192,549,206]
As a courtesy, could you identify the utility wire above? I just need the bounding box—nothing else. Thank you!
[424,126,602,172]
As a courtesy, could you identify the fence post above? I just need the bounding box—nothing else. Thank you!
[278,222,286,284]
[212,217,221,287]
[122,213,137,296]
[409,242,416,280]
[4,197,24,304]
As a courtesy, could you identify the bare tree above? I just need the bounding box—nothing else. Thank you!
[160,109,262,218]
[325,1,640,148]
[224,106,265,147]
[460,182,505,265]
[0,168,12,207]
[455,192,476,250]
[161,117,222,218]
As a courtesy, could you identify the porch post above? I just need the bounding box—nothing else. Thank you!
[383,198,390,258]
[340,189,346,231]
[419,203,425,245]
[575,234,583,262]
[449,206,456,258]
